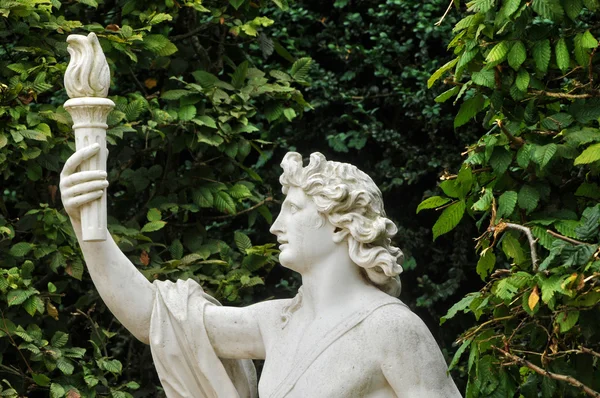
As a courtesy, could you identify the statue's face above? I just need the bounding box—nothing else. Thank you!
[269,186,338,272]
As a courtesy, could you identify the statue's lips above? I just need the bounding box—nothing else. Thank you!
[279,243,288,250]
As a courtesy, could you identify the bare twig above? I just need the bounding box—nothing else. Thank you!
[546,229,588,246]
[435,0,455,26]
[171,25,209,41]
[504,222,539,269]
[0,308,33,374]
[530,90,598,99]
[495,347,600,398]
[441,167,492,180]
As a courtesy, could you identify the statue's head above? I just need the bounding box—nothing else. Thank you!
[275,152,403,297]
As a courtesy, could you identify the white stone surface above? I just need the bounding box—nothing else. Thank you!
[64,33,114,241]
[60,149,462,397]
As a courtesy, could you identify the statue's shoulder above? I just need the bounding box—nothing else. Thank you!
[362,298,431,340]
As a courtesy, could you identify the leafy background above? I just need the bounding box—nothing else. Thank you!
[1,0,599,396]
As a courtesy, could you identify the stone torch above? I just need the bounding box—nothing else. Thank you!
[64,32,114,241]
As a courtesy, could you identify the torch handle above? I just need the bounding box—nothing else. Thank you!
[75,127,108,241]
[64,97,114,242]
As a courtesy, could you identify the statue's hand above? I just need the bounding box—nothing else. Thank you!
[60,143,108,222]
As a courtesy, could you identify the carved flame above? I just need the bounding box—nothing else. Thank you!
[64,32,110,98]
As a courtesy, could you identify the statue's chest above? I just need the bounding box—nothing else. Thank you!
[258,324,384,398]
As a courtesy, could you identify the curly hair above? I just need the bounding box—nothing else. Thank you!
[279,152,403,297]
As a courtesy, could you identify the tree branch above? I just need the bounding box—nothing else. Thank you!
[504,222,539,270]
[435,0,455,26]
[530,89,598,99]
[205,197,274,221]
[496,119,525,147]
[546,229,589,246]
[495,347,600,398]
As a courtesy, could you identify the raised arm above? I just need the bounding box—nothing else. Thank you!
[60,144,155,344]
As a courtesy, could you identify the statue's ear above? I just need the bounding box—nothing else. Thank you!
[332,227,347,243]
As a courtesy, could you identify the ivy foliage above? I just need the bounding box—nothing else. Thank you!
[426,0,600,396]
[0,0,309,395]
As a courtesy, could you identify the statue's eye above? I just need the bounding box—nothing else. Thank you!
[290,204,299,214]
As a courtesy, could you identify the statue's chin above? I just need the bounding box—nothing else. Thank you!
[278,251,302,273]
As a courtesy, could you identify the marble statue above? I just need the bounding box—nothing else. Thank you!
[60,33,462,398]
[61,149,462,397]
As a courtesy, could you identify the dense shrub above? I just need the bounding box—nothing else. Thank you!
[426,0,600,396]
[0,0,309,395]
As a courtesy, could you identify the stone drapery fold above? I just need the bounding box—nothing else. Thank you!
[149,279,257,398]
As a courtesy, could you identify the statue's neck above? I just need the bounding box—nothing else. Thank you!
[298,254,376,319]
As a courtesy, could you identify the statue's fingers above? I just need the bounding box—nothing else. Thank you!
[62,180,108,198]
[61,143,101,177]
[61,170,107,189]
[65,190,104,209]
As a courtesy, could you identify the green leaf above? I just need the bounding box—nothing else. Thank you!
[178,105,196,121]
[147,208,161,222]
[565,0,583,19]
[473,189,493,211]
[229,184,253,199]
[556,310,579,333]
[51,331,69,348]
[518,185,540,213]
[229,0,245,9]
[454,94,485,128]
[432,201,466,240]
[532,40,551,73]
[417,196,451,214]
[533,143,557,168]
[214,191,236,214]
[515,68,530,91]
[574,34,590,66]
[141,221,167,233]
[33,373,51,387]
[555,38,570,72]
[502,232,526,264]
[169,239,184,260]
[231,61,249,89]
[144,35,178,56]
[574,143,600,165]
[193,115,218,129]
[290,57,312,81]
[9,242,33,257]
[490,147,513,175]
[193,187,214,208]
[441,293,480,324]
[501,0,521,16]
[161,90,191,100]
[471,69,496,88]
[575,182,600,199]
[532,0,563,18]
[485,41,510,65]
[102,359,123,374]
[56,357,74,375]
[428,58,458,88]
[517,144,532,168]
[508,41,526,70]
[434,87,460,103]
[148,12,173,25]
[283,108,297,121]
[449,339,472,371]
[581,30,598,48]
[497,191,518,218]
[192,71,220,88]
[477,249,496,280]
[50,383,65,398]
[234,231,252,252]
